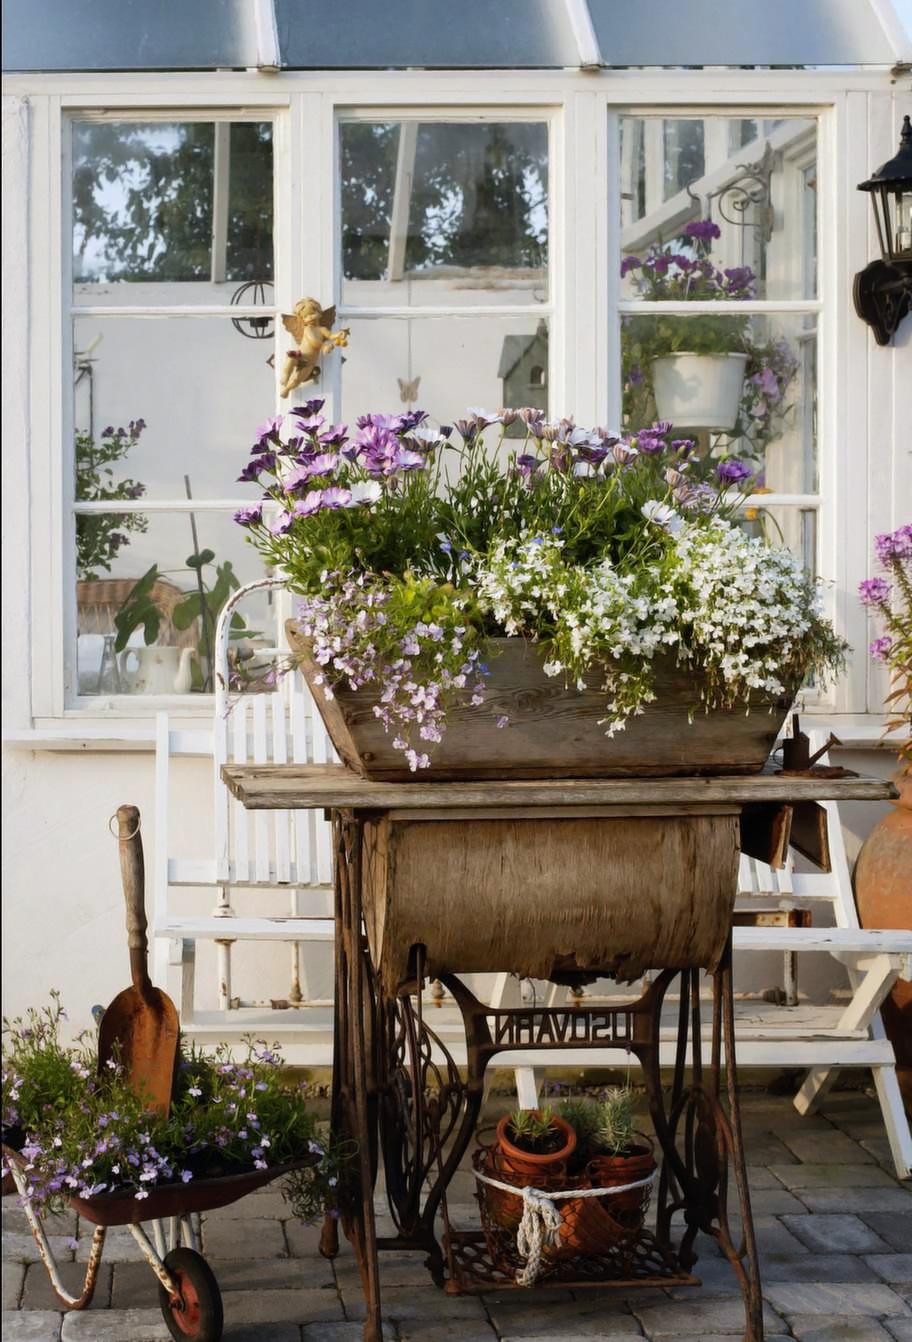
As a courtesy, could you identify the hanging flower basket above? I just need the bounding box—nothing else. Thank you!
[651,352,748,431]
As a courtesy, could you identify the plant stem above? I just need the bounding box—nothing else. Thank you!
[184,475,214,690]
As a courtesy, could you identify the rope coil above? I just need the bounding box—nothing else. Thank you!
[474,1165,658,1286]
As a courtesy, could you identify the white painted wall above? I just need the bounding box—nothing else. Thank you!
[2,83,909,1046]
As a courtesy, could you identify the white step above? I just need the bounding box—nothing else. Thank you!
[156,916,335,941]
[734,927,912,956]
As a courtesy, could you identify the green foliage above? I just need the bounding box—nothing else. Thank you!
[75,421,147,580]
[593,1087,638,1157]
[506,1106,559,1152]
[557,1088,638,1160]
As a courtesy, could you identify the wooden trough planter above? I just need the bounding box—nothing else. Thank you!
[286,625,794,783]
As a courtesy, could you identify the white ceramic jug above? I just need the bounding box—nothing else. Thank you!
[119,645,195,694]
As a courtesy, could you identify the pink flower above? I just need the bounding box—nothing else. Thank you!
[858,577,892,606]
[870,636,893,661]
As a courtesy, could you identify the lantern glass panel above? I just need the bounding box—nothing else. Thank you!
[895,190,912,257]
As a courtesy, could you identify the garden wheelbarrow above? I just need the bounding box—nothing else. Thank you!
[3,1149,315,1340]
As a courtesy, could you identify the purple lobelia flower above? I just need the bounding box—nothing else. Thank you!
[717,458,753,485]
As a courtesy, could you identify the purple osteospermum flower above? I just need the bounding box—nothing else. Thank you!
[858,577,892,606]
[269,510,294,535]
[684,218,721,242]
[320,487,352,510]
[254,414,283,446]
[293,493,323,518]
[717,458,752,485]
[234,505,263,527]
[237,458,267,483]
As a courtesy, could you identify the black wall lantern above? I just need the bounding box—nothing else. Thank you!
[854,115,912,346]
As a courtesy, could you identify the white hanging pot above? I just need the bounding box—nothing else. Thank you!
[651,352,748,431]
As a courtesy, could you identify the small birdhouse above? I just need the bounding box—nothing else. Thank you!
[498,320,549,434]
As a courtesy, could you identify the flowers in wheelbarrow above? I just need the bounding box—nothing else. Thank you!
[1,993,347,1222]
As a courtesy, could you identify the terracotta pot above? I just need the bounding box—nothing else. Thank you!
[557,1139,657,1257]
[494,1112,576,1183]
[854,768,912,1111]
[481,1114,576,1233]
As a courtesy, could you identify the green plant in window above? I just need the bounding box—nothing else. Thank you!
[113,551,246,692]
[75,420,148,580]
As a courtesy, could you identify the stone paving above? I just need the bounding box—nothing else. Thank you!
[2,1089,910,1341]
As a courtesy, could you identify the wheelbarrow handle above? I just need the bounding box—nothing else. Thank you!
[116,804,152,997]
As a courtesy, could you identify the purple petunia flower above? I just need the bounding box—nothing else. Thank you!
[620,255,642,277]
[717,458,753,485]
[684,218,722,242]
[858,577,892,606]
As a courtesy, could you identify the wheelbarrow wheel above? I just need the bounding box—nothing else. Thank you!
[158,1247,223,1342]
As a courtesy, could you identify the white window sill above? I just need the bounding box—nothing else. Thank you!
[3,712,906,754]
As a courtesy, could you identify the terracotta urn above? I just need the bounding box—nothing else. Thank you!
[853,767,912,1110]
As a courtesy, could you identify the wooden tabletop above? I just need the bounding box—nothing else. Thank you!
[221,763,898,811]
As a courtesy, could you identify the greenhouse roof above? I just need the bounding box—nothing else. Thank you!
[3,0,910,72]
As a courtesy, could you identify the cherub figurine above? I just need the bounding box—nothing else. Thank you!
[278,298,350,398]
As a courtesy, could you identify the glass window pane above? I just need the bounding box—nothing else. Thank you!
[72,121,274,307]
[340,315,548,428]
[340,121,549,308]
[73,316,276,502]
[619,115,817,301]
[74,511,271,697]
[738,506,818,579]
[620,313,817,494]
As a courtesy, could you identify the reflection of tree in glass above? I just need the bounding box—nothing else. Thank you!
[340,122,548,281]
[72,122,273,283]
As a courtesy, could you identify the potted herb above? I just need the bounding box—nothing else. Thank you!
[481,1106,576,1234]
[235,403,845,780]
[555,1088,656,1255]
[585,1088,656,1211]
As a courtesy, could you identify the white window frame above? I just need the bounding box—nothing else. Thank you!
[4,67,904,739]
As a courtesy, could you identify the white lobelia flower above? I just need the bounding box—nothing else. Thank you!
[641,500,683,534]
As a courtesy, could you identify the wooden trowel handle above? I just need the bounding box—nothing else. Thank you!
[116,804,152,998]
